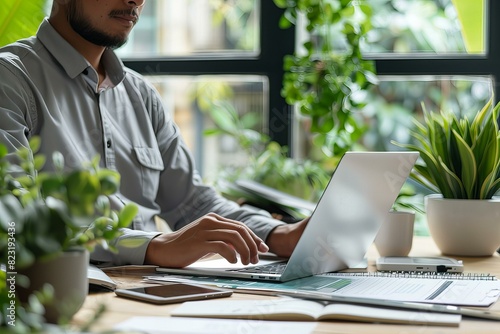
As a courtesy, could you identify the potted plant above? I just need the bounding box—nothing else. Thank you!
[0,137,138,330]
[393,97,500,256]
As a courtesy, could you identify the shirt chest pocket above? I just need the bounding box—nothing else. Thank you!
[134,147,164,200]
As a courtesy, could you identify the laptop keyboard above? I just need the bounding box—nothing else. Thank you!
[231,261,287,275]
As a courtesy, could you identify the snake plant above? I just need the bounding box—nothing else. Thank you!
[393,97,500,200]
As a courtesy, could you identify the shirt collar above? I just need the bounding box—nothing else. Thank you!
[36,19,125,86]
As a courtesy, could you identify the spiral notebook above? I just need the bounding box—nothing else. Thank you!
[328,271,497,280]
[144,271,500,307]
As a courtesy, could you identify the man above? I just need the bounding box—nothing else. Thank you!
[0,0,307,267]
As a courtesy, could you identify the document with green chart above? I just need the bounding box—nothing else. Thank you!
[144,272,500,307]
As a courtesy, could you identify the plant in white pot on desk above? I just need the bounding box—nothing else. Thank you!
[0,137,138,331]
[393,98,500,256]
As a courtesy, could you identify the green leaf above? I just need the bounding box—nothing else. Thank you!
[0,194,23,230]
[472,97,493,130]
[438,156,466,198]
[451,129,476,197]
[95,195,111,217]
[408,171,440,194]
[0,0,48,47]
[118,204,139,228]
[0,143,7,158]
[40,177,65,198]
[52,151,65,172]
[33,154,46,172]
[451,0,484,53]
[486,177,500,199]
[28,136,42,154]
[209,103,239,134]
[391,141,452,197]
[98,174,119,196]
[480,168,498,199]
[474,128,497,190]
[28,293,45,315]
[66,170,100,215]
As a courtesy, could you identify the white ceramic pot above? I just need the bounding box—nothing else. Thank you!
[425,194,500,256]
[17,249,89,323]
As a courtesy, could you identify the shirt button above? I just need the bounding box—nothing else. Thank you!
[106,140,112,148]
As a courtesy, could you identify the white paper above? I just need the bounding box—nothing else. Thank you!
[114,316,316,334]
[327,275,500,306]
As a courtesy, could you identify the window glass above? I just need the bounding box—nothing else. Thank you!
[321,0,486,55]
[117,0,260,58]
[362,76,493,151]
[144,75,268,182]
[298,76,492,156]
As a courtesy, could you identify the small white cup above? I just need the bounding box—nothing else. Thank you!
[374,211,415,257]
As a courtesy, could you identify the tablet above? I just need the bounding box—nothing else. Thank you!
[115,283,233,304]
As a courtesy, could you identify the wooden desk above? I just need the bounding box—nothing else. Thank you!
[74,237,500,333]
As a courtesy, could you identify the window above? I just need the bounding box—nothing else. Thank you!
[293,0,494,160]
[358,0,494,165]
[122,0,293,181]
[144,75,268,180]
[117,0,260,58]
[364,0,485,55]
[122,0,495,163]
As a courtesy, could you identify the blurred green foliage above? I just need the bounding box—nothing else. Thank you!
[0,0,48,47]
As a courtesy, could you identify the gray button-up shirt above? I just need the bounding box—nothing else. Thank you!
[0,19,283,265]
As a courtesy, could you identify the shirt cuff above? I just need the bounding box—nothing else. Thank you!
[90,229,161,265]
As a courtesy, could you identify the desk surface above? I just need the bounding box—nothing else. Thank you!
[74,237,500,333]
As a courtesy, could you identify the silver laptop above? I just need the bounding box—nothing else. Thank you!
[157,151,419,282]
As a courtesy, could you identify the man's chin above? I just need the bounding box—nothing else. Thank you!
[107,37,128,50]
[88,35,128,49]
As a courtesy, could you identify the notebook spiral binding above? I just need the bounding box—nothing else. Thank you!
[326,271,497,280]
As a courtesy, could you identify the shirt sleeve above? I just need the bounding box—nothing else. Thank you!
[0,54,158,266]
[90,229,161,265]
[142,82,285,242]
[0,52,37,154]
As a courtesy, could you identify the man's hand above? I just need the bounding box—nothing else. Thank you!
[265,217,309,258]
[144,213,269,268]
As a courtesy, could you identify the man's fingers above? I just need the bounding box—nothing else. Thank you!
[204,241,238,264]
[201,213,269,252]
[178,213,270,265]
[202,229,255,265]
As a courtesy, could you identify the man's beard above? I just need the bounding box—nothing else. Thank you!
[67,2,136,49]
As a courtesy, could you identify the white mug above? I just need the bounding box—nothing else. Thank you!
[374,211,415,257]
